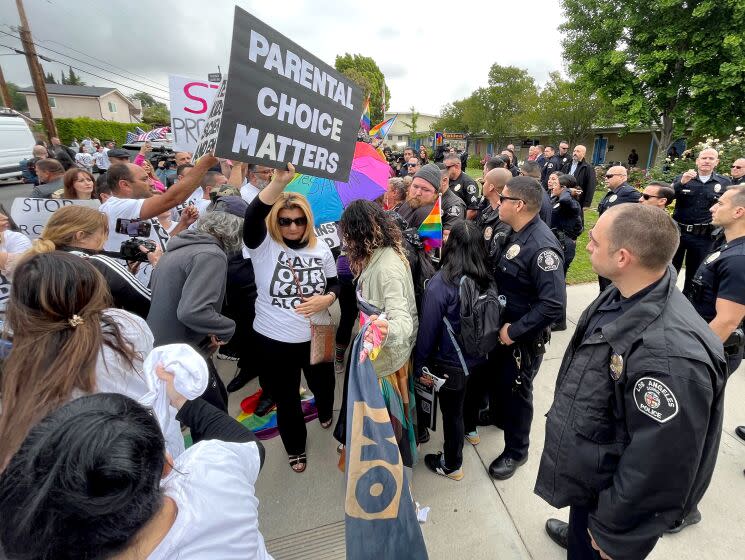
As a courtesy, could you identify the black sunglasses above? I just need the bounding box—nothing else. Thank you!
[732,165,743,170]
[498,194,523,203]
[641,193,663,200]
[605,174,625,179]
[278,217,308,227]
[445,163,459,169]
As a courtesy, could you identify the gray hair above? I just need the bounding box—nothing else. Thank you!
[195,211,244,253]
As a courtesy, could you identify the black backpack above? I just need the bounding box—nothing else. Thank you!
[444,275,504,363]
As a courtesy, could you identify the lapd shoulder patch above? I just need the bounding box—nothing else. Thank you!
[448,205,461,217]
[466,184,477,194]
[633,377,679,423]
[537,249,560,271]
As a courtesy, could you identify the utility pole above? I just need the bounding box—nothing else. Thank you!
[0,64,13,109]
[15,0,56,138]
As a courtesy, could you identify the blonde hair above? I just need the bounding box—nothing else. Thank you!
[266,192,317,248]
[29,206,108,254]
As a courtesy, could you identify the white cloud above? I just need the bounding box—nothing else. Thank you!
[0,0,565,114]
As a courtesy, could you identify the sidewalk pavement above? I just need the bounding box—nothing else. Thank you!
[216,280,745,559]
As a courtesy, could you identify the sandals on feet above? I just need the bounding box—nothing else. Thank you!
[289,453,307,473]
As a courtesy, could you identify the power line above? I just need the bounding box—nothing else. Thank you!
[0,29,170,97]
[0,41,171,103]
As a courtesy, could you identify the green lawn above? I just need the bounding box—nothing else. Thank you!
[465,167,602,285]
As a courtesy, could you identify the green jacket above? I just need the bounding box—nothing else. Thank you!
[357,247,418,377]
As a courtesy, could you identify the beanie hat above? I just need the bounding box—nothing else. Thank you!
[414,163,442,192]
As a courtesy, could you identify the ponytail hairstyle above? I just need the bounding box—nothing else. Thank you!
[0,393,166,559]
[0,252,137,465]
[29,205,109,255]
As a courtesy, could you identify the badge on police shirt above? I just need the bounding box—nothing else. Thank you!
[466,184,477,194]
[505,243,521,260]
[454,184,461,192]
[705,251,721,264]
[634,377,679,423]
[714,183,722,193]
[610,353,623,381]
[537,249,560,271]
[484,226,493,241]
[609,194,618,203]
[448,206,461,217]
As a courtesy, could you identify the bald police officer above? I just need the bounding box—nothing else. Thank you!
[487,176,566,480]
[539,204,726,559]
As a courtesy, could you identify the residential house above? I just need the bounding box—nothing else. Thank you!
[381,111,439,150]
[18,84,142,124]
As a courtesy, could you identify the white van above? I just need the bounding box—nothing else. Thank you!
[0,111,35,181]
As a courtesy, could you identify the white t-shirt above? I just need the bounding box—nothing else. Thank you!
[249,236,336,343]
[0,231,32,313]
[188,197,212,230]
[99,197,171,286]
[241,183,260,204]
[150,439,272,560]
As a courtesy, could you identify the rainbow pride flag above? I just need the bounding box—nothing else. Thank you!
[368,115,397,139]
[360,96,371,132]
[418,196,442,252]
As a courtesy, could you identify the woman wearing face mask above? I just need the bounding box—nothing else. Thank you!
[243,163,339,473]
[62,168,96,199]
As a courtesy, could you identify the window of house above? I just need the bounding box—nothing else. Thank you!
[48,97,56,108]
[108,101,117,113]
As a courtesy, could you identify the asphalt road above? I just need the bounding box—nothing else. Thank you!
[0,179,34,216]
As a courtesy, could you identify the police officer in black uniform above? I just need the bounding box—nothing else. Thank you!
[731,158,745,185]
[537,204,727,560]
[557,141,571,169]
[596,165,642,290]
[548,172,583,274]
[672,147,732,293]
[437,164,466,232]
[444,153,479,220]
[487,176,566,480]
[476,168,513,269]
[540,145,563,188]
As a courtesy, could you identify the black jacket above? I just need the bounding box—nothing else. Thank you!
[561,159,596,208]
[535,268,726,560]
[541,154,564,187]
[597,183,641,215]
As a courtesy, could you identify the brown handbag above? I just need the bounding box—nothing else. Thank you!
[286,255,336,365]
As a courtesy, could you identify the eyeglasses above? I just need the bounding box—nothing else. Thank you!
[498,194,523,203]
[605,174,625,179]
[405,162,418,167]
[641,193,663,200]
[445,164,459,169]
[732,165,743,170]
[278,217,308,227]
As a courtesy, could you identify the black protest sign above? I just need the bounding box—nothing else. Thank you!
[212,7,363,182]
[193,79,228,161]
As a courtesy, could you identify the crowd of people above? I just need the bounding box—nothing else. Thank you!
[0,131,744,560]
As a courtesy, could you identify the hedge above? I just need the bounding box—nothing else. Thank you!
[54,118,150,146]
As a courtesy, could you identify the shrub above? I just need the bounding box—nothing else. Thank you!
[54,117,150,146]
[467,153,482,168]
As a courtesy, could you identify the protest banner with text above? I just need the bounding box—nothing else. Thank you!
[194,7,363,182]
[11,198,101,239]
[169,75,220,152]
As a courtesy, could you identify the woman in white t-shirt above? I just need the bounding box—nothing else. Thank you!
[0,251,194,464]
[0,391,271,560]
[0,214,32,316]
[243,163,339,473]
[75,144,94,173]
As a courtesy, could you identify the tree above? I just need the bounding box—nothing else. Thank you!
[131,92,157,108]
[431,99,470,134]
[533,72,615,146]
[561,0,745,165]
[44,71,56,84]
[5,82,28,111]
[335,53,390,123]
[141,102,170,125]
[400,106,425,142]
[65,66,85,86]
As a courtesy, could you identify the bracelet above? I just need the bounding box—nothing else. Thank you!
[326,292,337,303]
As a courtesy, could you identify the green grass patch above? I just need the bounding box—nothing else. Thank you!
[465,166,603,285]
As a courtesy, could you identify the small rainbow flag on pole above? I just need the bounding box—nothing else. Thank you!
[418,195,442,252]
[360,96,371,132]
[368,115,397,139]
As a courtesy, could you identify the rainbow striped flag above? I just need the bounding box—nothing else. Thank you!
[360,96,371,132]
[368,115,397,139]
[418,196,442,252]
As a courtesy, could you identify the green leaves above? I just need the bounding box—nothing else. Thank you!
[334,53,389,123]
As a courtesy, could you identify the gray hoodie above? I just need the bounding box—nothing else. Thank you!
[147,230,235,348]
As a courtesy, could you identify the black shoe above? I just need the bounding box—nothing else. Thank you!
[545,518,568,549]
[488,454,528,480]
[226,368,258,393]
[254,394,276,417]
[551,321,567,331]
[417,428,430,445]
[735,426,745,441]
[665,508,702,534]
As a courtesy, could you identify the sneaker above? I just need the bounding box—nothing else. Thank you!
[216,350,239,361]
[465,430,480,445]
[424,452,463,481]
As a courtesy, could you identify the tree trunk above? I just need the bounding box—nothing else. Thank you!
[654,113,674,168]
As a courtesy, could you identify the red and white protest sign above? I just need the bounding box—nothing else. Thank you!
[168,75,220,152]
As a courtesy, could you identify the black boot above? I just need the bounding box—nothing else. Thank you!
[255,392,276,417]
[545,518,568,549]
[665,508,702,534]
[226,368,258,393]
[488,453,528,480]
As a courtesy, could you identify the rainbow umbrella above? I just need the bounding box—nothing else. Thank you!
[286,142,390,225]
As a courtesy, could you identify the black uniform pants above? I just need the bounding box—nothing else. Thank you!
[568,506,602,560]
[255,332,335,456]
[493,344,543,460]
[563,237,576,274]
[672,231,714,294]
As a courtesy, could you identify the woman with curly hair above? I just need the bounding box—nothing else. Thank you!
[337,199,419,467]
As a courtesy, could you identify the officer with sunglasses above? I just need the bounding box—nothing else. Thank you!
[638,181,675,209]
[731,158,745,185]
[596,166,642,290]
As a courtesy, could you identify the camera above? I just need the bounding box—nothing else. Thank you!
[115,218,155,262]
[149,146,175,170]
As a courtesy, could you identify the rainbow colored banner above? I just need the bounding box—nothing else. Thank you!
[418,196,442,252]
[360,96,371,132]
[368,115,397,139]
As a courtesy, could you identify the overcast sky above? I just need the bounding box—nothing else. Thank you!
[0,0,566,116]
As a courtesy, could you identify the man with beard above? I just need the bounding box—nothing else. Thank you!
[241,164,274,204]
[396,163,440,229]
[561,145,596,210]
